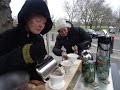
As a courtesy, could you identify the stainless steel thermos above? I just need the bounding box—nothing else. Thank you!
[96,36,111,80]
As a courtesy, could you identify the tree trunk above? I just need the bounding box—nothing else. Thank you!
[89,23,92,29]
[95,21,98,29]
[0,0,13,34]
[100,23,102,29]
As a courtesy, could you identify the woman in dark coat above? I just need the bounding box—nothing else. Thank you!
[0,0,53,81]
[53,18,92,59]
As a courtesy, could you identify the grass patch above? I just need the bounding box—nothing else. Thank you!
[80,25,109,31]
[50,25,109,32]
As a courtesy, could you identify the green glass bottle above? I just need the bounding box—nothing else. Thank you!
[96,56,110,80]
[84,60,95,83]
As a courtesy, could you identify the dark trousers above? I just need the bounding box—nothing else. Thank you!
[0,71,29,90]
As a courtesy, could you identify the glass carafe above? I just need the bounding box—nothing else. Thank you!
[96,56,110,80]
[84,60,95,83]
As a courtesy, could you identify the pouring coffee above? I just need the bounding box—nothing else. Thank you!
[36,56,58,81]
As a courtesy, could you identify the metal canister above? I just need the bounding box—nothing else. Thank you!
[84,60,95,83]
[80,50,93,73]
[96,56,110,80]
[81,50,93,62]
[96,36,111,63]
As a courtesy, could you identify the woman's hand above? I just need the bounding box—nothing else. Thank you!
[61,51,68,60]
[72,45,78,54]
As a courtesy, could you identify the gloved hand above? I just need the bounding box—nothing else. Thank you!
[72,45,78,54]
[30,42,47,62]
[31,35,47,62]
[22,34,47,64]
[61,51,68,60]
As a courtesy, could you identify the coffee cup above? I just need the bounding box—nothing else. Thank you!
[61,60,73,74]
[67,53,78,64]
[49,68,65,87]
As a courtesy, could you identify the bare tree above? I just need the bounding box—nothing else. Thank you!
[118,10,120,30]
[64,0,116,30]
[76,0,92,28]
[76,0,113,29]
[64,0,78,22]
[88,0,106,29]
[0,0,13,33]
[113,10,120,30]
[99,7,113,28]
[50,14,56,30]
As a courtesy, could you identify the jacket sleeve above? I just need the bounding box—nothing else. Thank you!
[52,36,63,56]
[0,46,28,74]
[77,27,92,51]
[0,35,46,74]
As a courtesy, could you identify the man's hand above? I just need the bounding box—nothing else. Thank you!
[72,45,78,54]
[61,51,68,60]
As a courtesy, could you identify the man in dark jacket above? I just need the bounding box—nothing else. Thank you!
[53,18,92,59]
[0,0,53,89]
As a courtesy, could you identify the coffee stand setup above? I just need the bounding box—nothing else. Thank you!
[24,35,120,90]
[44,35,120,90]
[37,1,120,89]
[44,60,119,90]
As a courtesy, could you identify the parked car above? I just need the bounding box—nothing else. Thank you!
[108,26,118,34]
[85,29,98,38]
[96,31,102,37]
[102,29,110,36]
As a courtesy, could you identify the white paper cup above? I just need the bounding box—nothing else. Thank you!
[49,75,64,86]
[67,53,78,64]
[61,60,73,74]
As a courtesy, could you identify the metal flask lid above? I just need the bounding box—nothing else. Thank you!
[98,36,111,44]
[36,56,58,81]
[81,50,93,60]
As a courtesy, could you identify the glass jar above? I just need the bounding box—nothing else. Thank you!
[84,60,95,83]
[96,56,110,80]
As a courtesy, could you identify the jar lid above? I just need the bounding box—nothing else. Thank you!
[85,60,94,64]
[98,36,111,44]
[99,56,109,61]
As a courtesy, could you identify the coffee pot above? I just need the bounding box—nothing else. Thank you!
[79,41,93,61]
[36,56,58,81]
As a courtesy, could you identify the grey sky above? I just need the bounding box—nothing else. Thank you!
[10,0,120,19]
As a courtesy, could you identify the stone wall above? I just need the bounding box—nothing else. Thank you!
[0,0,13,33]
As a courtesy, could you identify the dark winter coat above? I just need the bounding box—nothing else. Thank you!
[53,27,92,56]
[0,0,53,80]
